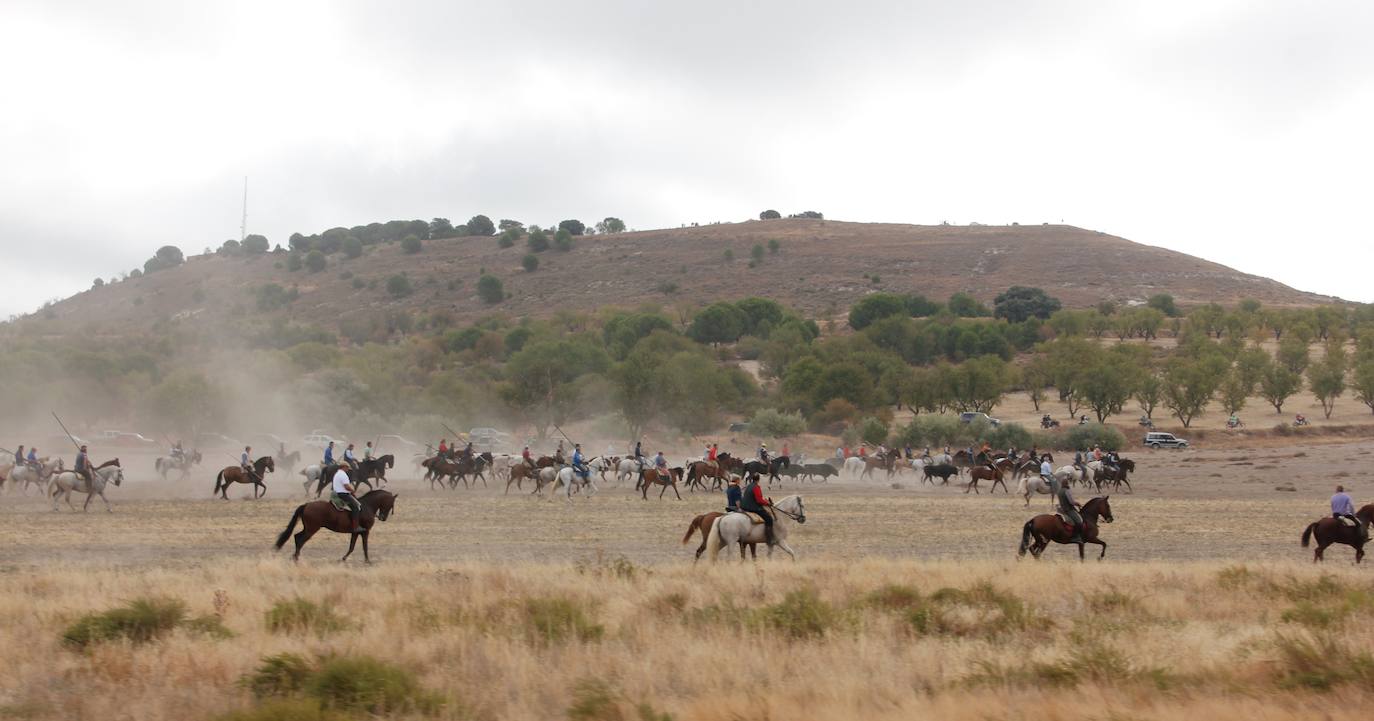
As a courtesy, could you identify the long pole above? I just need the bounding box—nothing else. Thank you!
[51,412,83,453]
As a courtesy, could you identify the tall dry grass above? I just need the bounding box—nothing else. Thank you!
[3,557,1374,720]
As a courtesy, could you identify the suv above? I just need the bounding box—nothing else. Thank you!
[959,412,1001,427]
[1144,431,1189,449]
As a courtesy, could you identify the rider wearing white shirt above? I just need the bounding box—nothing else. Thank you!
[332,467,365,534]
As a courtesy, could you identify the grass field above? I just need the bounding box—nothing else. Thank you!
[2,441,1372,720]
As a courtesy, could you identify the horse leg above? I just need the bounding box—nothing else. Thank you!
[776,539,798,561]
[255,481,266,499]
[671,482,681,500]
[1077,541,1086,562]
[993,478,1007,494]
[293,526,319,561]
[659,483,668,499]
[1090,539,1107,560]
[1314,543,1326,562]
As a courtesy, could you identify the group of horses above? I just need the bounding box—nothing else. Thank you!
[0,455,125,512]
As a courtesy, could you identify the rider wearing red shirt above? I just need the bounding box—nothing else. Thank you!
[708,443,718,461]
[738,473,775,545]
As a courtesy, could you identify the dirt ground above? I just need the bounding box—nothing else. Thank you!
[3,438,1370,570]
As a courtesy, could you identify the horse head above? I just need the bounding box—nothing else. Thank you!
[256,456,275,474]
[1357,504,1374,526]
[112,467,124,486]
[363,490,397,521]
[1087,496,1113,524]
[383,454,395,468]
[775,495,806,524]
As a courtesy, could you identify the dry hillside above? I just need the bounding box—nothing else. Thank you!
[29,219,1336,334]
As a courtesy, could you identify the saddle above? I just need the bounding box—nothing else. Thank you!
[732,510,766,525]
[328,492,350,512]
[1339,515,1360,528]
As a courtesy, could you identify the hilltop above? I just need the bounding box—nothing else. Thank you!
[27,219,1336,335]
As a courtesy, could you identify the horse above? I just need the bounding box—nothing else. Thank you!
[551,463,599,502]
[1301,504,1374,562]
[505,462,538,494]
[275,448,302,475]
[683,512,758,562]
[639,467,683,500]
[921,463,959,486]
[704,495,807,562]
[686,460,728,491]
[965,465,1007,494]
[8,457,62,494]
[842,456,865,477]
[1089,458,1135,493]
[48,460,123,512]
[615,457,644,485]
[273,489,397,563]
[155,450,202,480]
[741,456,790,485]
[1017,496,1115,561]
[448,452,494,489]
[354,455,395,488]
[213,456,275,499]
[1015,468,1080,508]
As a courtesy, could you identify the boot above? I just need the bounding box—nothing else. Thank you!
[1070,524,1084,544]
[764,524,777,546]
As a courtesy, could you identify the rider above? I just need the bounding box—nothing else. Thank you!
[654,450,669,476]
[438,438,448,457]
[170,441,184,462]
[13,445,23,467]
[1228,413,1240,427]
[739,472,776,546]
[1073,449,1084,472]
[633,439,644,465]
[25,446,39,471]
[1296,413,1308,426]
[521,445,534,468]
[1331,484,1368,540]
[331,464,366,534]
[725,475,742,513]
[781,442,790,458]
[1104,449,1121,477]
[1044,454,1083,543]
[758,443,770,465]
[323,441,336,468]
[1039,453,1055,484]
[571,443,589,480]
[835,446,844,460]
[709,442,719,463]
[858,444,867,458]
[343,443,358,471]
[363,441,375,462]
[462,441,474,461]
[241,446,256,481]
[73,444,91,483]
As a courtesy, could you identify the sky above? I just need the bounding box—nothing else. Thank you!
[2,0,1371,318]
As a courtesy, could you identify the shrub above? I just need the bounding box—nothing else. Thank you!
[63,597,187,649]
[286,253,303,272]
[527,227,550,252]
[498,231,517,248]
[754,589,839,639]
[857,416,889,446]
[522,254,539,272]
[214,698,351,721]
[256,283,298,312]
[478,274,504,304]
[243,653,315,698]
[749,408,807,438]
[385,274,413,298]
[523,597,604,643]
[304,250,326,272]
[307,655,438,714]
[768,238,780,253]
[554,228,574,252]
[1062,423,1126,452]
[351,278,365,289]
[984,422,1034,451]
[400,235,422,254]
[265,598,348,635]
[466,214,495,236]
[656,281,678,294]
[723,249,734,261]
[759,209,781,220]
[341,236,362,259]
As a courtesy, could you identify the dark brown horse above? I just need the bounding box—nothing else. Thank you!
[966,465,1008,494]
[639,467,683,500]
[213,456,275,499]
[1092,458,1135,493]
[1301,504,1374,562]
[273,489,397,563]
[685,461,728,491]
[682,512,757,561]
[505,462,537,494]
[1018,496,1114,561]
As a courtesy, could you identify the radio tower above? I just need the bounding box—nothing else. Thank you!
[240,176,248,241]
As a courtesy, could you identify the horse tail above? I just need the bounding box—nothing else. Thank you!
[213,470,224,495]
[1015,474,1028,497]
[1302,522,1317,548]
[275,505,305,550]
[705,517,724,561]
[1018,520,1034,557]
[683,515,703,545]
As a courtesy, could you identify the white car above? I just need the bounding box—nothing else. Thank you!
[302,433,344,450]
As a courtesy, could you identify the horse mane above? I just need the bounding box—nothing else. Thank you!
[1358,504,1374,523]
[94,458,120,469]
[255,455,273,466]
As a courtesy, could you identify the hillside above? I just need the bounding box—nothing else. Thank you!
[25,220,1337,335]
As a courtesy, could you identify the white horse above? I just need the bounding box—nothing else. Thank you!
[299,464,325,496]
[615,457,645,485]
[704,495,806,562]
[842,456,865,477]
[8,457,62,494]
[1015,466,1080,508]
[48,461,124,512]
[550,464,599,502]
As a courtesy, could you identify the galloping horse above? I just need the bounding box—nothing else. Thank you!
[685,460,728,491]
[741,456,790,486]
[551,462,600,502]
[354,454,395,488]
[505,462,537,494]
[1018,496,1115,561]
[1301,504,1374,562]
[965,464,1008,494]
[155,450,202,480]
[275,448,302,475]
[273,489,397,563]
[213,456,275,499]
[48,460,123,512]
[7,457,62,493]
[1089,458,1135,493]
[639,467,683,500]
[704,495,807,562]
[1015,467,1079,508]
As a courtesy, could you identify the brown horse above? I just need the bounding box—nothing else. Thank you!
[213,456,275,499]
[505,462,537,494]
[1018,496,1114,561]
[686,461,727,491]
[1092,458,1135,493]
[273,489,397,562]
[1301,504,1374,562]
[966,464,1008,494]
[639,467,683,500]
[682,512,757,561]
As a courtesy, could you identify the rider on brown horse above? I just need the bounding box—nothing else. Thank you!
[241,446,257,482]
[331,466,366,534]
[1333,485,1369,542]
[1043,454,1083,543]
[739,473,775,546]
[726,475,742,512]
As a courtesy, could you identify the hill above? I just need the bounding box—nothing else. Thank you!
[26,219,1337,335]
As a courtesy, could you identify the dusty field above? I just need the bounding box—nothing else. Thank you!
[3,441,1373,721]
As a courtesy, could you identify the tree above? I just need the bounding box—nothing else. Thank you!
[1135,372,1163,419]
[1308,356,1347,419]
[813,362,875,409]
[522,254,539,272]
[498,219,524,232]
[751,244,765,263]
[478,274,504,304]
[558,219,586,236]
[687,302,747,345]
[241,234,270,253]
[759,209,782,220]
[143,245,185,273]
[1277,336,1310,374]
[305,249,327,272]
[768,238,780,254]
[554,228,574,252]
[1074,352,1140,422]
[498,229,519,248]
[734,297,785,337]
[993,286,1062,323]
[385,274,413,298]
[219,239,240,255]
[946,356,1011,413]
[848,293,907,330]
[91,278,104,289]
[341,235,363,259]
[466,215,496,237]
[1218,368,1251,416]
[750,408,806,437]
[502,339,609,441]
[1352,359,1374,415]
[1022,357,1051,412]
[947,292,989,317]
[429,218,455,238]
[1161,354,1228,427]
[1147,293,1180,317]
[595,217,626,234]
[401,235,423,254]
[789,210,823,219]
[527,226,550,253]
[1259,361,1302,414]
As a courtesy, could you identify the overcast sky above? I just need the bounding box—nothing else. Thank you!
[2,0,1371,317]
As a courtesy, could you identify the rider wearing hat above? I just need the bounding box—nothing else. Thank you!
[725,475,742,513]
[74,444,91,483]
[758,443,770,464]
[241,446,256,481]
[738,472,776,545]
[1044,454,1083,543]
[571,443,588,481]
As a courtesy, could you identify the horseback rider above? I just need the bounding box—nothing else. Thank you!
[858,444,867,458]
[904,444,913,460]
[725,475,742,512]
[1073,449,1084,472]
[363,441,374,462]
[330,465,366,534]
[709,442,719,463]
[343,443,358,471]
[571,444,589,481]
[633,439,644,466]
[522,445,534,468]
[1331,485,1369,541]
[323,441,336,468]
[758,443,770,465]
[462,441,474,461]
[654,450,669,477]
[781,442,790,458]
[1044,454,1083,543]
[739,472,776,546]
[170,441,184,462]
[73,444,91,483]
[1104,449,1121,477]
[13,445,23,467]
[835,446,844,461]
[241,446,256,481]
[25,446,39,471]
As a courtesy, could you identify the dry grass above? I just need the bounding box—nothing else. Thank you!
[3,558,1374,720]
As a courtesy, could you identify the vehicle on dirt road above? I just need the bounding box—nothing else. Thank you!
[960,412,1001,427]
[1143,431,1189,449]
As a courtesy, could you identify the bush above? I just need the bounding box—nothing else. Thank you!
[554,228,574,252]
[286,253,303,272]
[341,236,362,259]
[307,655,438,714]
[498,230,518,248]
[527,227,550,252]
[242,234,270,253]
[265,598,349,635]
[351,278,365,289]
[400,235,422,254]
[656,281,678,294]
[895,415,968,448]
[304,250,326,272]
[558,219,586,236]
[749,408,807,438]
[523,597,604,643]
[1062,423,1126,452]
[759,209,781,220]
[478,274,504,304]
[63,597,191,649]
[754,589,839,639]
[522,254,539,272]
[466,214,495,236]
[214,698,352,721]
[243,653,315,698]
[385,274,413,298]
[256,283,298,312]
[858,416,889,446]
[984,422,1034,451]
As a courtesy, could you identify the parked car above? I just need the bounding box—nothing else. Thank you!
[302,433,344,450]
[376,434,423,457]
[727,422,751,433]
[959,412,1001,427]
[1143,431,1189,449]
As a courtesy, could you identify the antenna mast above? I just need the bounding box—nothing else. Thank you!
[240,176,248,241]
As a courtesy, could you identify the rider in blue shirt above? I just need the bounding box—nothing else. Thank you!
[26,447,38,469]
[725,475,743,512]
[571,444,588,480]
[74,445,90,482]
[323,441,335,467]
